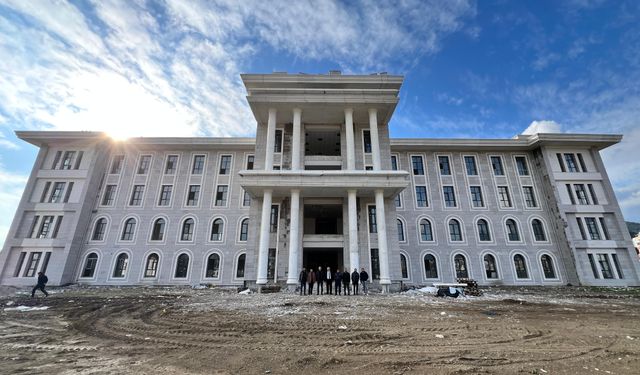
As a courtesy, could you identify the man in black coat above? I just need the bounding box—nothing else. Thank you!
[298,268,307,295]
[342,269,351,295]
[31,272,49,298]
[316,266,324,295]
[334,269,342,295]
[351,268,360,295]
[360,268,369,295]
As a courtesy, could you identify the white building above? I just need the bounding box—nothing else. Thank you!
[1,72,638,290]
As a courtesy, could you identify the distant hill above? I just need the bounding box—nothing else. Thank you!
[627,221,640,237]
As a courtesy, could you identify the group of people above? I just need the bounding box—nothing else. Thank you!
[298,267,369,296]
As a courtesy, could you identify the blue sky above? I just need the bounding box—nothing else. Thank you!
[0,0,639,244]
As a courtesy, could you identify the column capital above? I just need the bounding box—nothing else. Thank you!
[344,107,354,115]
[347,189,357,195]
[268,107,277,115]
[293,107,302,116]
[291,188,301,194]
[368,108,377,116]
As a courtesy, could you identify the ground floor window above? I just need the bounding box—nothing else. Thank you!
[206,253,220,278]
[587,252,624,280]
[513,254,528,279]
[370,248,380,280]
[267,248,276,280]
[236,254,246,278]
[424,254,438,279]
[454,254,468,279]
[484,254,498,279]
[82,253,98,278]
[144,254,159,278]
[400,254,408,279]
[113,253,129,278]
[175,254,189,278]
[540,254,556,279]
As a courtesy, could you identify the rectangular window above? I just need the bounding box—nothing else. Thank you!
[40,252,51,274]
[60,151,75,170]
[391,155,398,171]
[246,155,254,170]
[24,252,42,277]
[242,190,251,207]
[29,216,40,238]
[51,151,62,169]
[129,185,145,206]
[576,217,587,240]
[415,186,428,207]
[566,184,576,205]
[219,155,232,175]
[102,185,117,206]
[564,153,578,172]
[523,186,537,208]
[588,253,599,278]
[137,155,151,174]
[371,248,380,280]
[490,156,504,175]
[63,182,74,203]
[110,155,124,174]
[363,130,372,153]
[556,153,566,172]
[74,151,84,169]
[438,156,451,175]
[270,205,279,233]
[51,216,63,238]
[611,253,623,278]
[585,217,601,240]
[587,184,598,205]
[273,165,281,170]
[394,194,402,208]
[497,186,512,208]
[37,216,55,238]
[267,248,276,279]
[274,129,283,152]
[165,155,178,174]
[598,217,610,240]
[515,156,529,176]
[48,182,65,203]
[575,184,589,205]
[186,185,200,206]
[577,153,587,172]
[470,186,484,207]
[368,206,377,233]
[192,155,205,174]
[443,186,456,207]
[365,166,373,171]
[14,252,26,277]
[215,185,228,206]
[464,156,477,175]
[411,155,424,175]
[158,185,173,206]
[40,182,51,203]
[597,254,613,279]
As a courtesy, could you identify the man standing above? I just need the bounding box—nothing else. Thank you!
[351,268,360,295]
[334,269,342,295]
[316,266,324,295]
[325,267,333,295]
[307,267,316,295]
[298,268,308,295]
[342,269,351,295]
[31,272,49,298]
[360,267,369,295]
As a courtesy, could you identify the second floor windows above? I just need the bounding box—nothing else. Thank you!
[523,186,537,208]
[215,185,228,206]
[411,156,424,175]
[270,205,279,233]
[415,186,428,207]
[186,185,200,206]
[158,185,172,206]
[274,130,283,152]
[121,218,136,241]
[443,186,456,207]
[470,186,484,207]
[181,219,195,241]
[490,156,504,176]
[363,130,372,153]
[129,185,145,206]
[368,206,377,233]
[92,218,107,241]
[102,185,117,206]
[497,186,512,208]
[48,182,65,203]
[60,151,76,170]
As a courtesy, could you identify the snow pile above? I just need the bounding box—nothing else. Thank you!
[4,305,50,312]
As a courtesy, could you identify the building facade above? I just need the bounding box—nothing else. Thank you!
[1,72,639,290]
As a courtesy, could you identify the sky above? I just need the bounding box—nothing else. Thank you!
[0,0,639,245]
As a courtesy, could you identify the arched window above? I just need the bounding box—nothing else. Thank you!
[506,219,520,241]
[484,254,498,279]
[144,253,159,278]
[175,253,189,278]
[210,219,224,241]
[397,219,405,242]
[236,253,246,278]
[239,219,249,242]
[420,219,433,241]
[151,218,165,241]
[477,219,491,241]
[514,254,528,279]
[181,218,195,241]
[121,218,136,241]
[540,254,556,279]
[92,218,107,241]
[81,253,98,277]
[449,219,463,241]
[400,254,408,279]
[532,219,546,241]
[454,254,468,279]
[424,254,438,278]
[113,253,129,278]
[206,253,221,278]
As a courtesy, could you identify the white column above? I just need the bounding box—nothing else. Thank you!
[345,108,355,170]
[256,190,273,285]
[348,189,359,272]
[292,108,302,170]
[368,108,381,170]
[375,189,391,288]
[286,189,301,285]
[265,108,277,171]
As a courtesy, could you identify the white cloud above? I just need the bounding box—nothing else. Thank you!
[0,163,29,247]
[521,120,562,135]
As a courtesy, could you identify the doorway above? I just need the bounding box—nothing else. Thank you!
[303,248,344,273]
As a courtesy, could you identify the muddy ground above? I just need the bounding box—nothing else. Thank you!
[1,286,639,374]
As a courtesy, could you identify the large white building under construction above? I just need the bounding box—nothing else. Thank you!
[1,72,638,290]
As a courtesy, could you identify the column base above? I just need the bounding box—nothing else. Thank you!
[380,284,390,294]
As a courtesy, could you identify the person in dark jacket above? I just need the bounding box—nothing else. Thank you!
[298,268,308,295]
[334,269,342,295]
[351,268,360,295]
[31,272,49,298]
[360,268,369,295]
[307,267,316,295]
[316,266,324,295]
[325,267,333,295]
[342,269,351,295]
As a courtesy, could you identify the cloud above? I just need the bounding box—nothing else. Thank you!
[521,120,562,135]
[0,162,29,246]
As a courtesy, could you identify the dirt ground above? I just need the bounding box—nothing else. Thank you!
[1,285,639,374]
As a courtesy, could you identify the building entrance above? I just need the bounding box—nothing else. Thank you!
[303,248,344,273]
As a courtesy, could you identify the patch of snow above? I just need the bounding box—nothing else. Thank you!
[4,305,50,312]
[239,289,252,295]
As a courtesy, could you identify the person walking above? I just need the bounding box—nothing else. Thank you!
[334,269,342,295]
[351,268,360,295]
[31,272,49,298]
[316,266,324,295]
[360,267,369,295]
[307,267,316,295]
[298,268,308,295]
[325,267,333,295]
[342,268,351,295]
